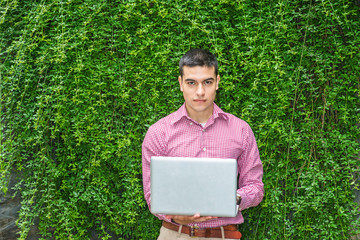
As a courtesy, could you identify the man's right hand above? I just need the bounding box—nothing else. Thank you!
[166,214,218,225]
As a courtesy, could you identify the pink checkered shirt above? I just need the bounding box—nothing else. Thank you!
[142,103,264,228]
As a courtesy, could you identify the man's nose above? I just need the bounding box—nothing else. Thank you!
[196,84,205,96]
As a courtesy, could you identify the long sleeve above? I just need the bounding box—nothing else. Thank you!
[142,123,171,222]
[237,124,264,211]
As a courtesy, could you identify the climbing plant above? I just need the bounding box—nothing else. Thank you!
[1,0,359,239]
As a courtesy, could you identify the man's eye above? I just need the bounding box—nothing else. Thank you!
[204,81,213,85]
[187,81,195,85]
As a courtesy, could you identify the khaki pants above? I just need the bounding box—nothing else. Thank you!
[157,226,241,240]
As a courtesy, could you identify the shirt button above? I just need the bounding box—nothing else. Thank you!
[189,122,193,125]
[203,147,206,151]
[202,129,205,132]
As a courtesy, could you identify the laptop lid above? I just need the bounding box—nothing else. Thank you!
[150,156,237,217]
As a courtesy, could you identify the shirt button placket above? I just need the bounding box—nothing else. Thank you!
[201,128,206,154]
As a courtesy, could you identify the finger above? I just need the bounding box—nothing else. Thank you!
[193,215,217,220]
[193,216,216,222]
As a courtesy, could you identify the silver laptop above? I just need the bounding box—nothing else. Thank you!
[150,156,237,217]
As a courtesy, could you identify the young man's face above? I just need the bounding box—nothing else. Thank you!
[178,66,220,123]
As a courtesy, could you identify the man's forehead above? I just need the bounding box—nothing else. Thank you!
[182,65,217,77]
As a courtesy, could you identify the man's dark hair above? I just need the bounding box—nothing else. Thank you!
[179,49,218,77]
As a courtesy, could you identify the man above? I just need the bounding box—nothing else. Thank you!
[142,49,264,239]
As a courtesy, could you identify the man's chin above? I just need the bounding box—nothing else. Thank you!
[192,106,211,113]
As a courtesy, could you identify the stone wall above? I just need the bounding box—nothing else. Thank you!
[0,172,40,240]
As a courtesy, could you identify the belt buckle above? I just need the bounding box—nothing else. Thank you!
[189,225,200,237]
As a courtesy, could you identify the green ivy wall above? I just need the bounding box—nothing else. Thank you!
[1,0,359,239]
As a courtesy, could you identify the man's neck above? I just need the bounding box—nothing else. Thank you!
[185,104,214,124]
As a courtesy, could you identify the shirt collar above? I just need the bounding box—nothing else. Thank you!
[171,102,228,125]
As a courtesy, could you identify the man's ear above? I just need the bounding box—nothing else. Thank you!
[178,76,183,92]
[216,75,220,90]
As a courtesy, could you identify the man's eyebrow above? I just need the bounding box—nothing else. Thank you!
[184,77,215,82]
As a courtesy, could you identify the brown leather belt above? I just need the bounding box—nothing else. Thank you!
[162,221,242,239]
